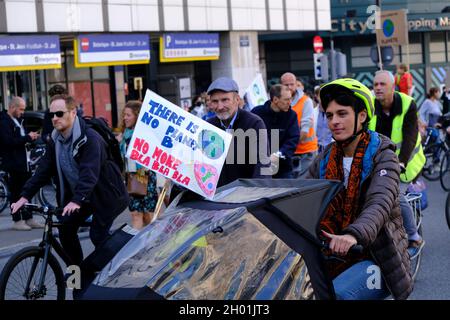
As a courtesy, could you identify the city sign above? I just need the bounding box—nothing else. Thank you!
[331,13,450,36]
[0,35,61,72]
[160,33,220,63]
[74,34,150,68]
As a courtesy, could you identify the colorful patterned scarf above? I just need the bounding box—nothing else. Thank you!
[320,131,371,278]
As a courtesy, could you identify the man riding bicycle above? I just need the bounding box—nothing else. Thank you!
[11,94,129,266]
[371,71,426,255]
[307,79,413,300]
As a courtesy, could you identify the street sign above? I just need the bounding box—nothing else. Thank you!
[74,34,150,68]
[0,35,61,71]
[313,36,324,54]
[160,33,220,63]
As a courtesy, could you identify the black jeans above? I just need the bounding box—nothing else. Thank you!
[58,206,113,266]
[8,171,32,222]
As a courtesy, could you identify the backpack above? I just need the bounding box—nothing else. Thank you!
[83,116,124,172]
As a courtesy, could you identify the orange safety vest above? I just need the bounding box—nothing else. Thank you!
[292,95,318,155]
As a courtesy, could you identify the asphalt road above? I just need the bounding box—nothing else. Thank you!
[408,178,450,299]
[0,179,449,300]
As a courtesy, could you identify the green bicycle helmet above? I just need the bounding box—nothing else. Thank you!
[319,78,375,146]
[319,78,375,120]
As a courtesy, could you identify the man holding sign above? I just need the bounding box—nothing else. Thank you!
[206,77,270,187]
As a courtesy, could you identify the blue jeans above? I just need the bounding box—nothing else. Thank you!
[400,183,421,241]
[292,152,317,178]
[333,260,390,300]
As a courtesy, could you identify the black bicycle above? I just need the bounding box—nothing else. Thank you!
[0,170,9,213]
[0,203,91,300]
[422,127,449,181]
[444,193,450,231]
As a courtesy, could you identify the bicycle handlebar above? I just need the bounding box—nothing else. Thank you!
[322,242,365,255]
[21,203,63,216]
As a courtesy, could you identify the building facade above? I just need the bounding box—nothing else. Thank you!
[0,0,331,127]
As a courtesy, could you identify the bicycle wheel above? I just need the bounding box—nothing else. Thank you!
[37,182,57,208]
[422,144,445,181]
[0,247,65,300]
[0,179,8,213]
[406,193,423,281]
[440,151,450,191]
[409,222,423,281]
[446,193,450,231]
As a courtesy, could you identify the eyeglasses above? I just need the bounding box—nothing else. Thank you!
[49,111,68,118]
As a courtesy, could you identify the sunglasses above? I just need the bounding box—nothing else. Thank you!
[49,111,68,118]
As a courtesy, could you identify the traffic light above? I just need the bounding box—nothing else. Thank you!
[334,51,347,78]
[314,53,329,81]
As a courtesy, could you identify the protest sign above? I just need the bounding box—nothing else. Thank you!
[126,90,232,199]
[245,74,268,110]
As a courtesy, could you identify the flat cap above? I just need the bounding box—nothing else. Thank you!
[207,77,239,94]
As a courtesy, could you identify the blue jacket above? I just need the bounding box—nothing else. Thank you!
[252,100,300,176]
[21,118,129,226]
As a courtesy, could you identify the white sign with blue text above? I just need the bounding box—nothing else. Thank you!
[126,90,232,199]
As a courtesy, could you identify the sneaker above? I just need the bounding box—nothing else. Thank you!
[25,218,45,229]
[13,220,32,231]
[408,238,425,258]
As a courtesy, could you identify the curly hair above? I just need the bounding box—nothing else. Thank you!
[48,84,67,98]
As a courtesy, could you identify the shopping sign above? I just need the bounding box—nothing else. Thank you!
[376,10,409,47]
[126,90,232,199]
[245,74,268,109]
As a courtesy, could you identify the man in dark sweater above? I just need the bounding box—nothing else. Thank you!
[206,77,270,187]
[11,94,129,265]
[252,84,300,178]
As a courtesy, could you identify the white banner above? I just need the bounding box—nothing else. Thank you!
[126,90,232,199]
[164,48,220,59]
[245,74,269,110]
[79,50,150,63]
[0,53,61,67]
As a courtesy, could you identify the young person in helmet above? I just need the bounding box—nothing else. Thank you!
[306,79,413,300]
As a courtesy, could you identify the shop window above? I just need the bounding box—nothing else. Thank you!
[35,70,47,111]
[47,53,66,84]
[66,54,93,118]
[351,46,373,68]
[447,31,450,61]
[7,72,33,110]
[0,75,3,110]
[93,67,112,126]
[430,32,446,63]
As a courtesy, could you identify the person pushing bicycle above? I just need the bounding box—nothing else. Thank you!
[11,94,129,266]
[306,79,413,300]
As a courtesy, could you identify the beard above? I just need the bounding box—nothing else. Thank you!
[216,111,232,121]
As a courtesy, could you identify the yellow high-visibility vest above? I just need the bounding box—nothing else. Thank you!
[368,92,425,182]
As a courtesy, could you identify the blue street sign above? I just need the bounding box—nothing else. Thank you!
[0,35,61,71]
